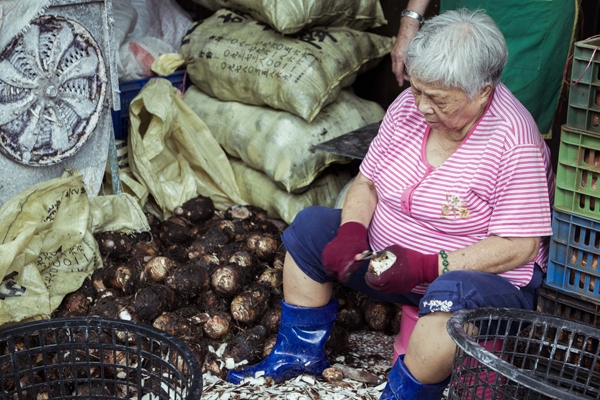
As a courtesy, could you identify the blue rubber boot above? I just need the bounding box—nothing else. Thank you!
[227,299,338,384]
[379,355,450,400]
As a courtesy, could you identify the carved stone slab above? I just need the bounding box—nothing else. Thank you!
[0,0,119,208]
[0,15,107,166]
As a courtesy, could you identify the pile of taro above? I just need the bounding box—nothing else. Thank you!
[53,195,402,380]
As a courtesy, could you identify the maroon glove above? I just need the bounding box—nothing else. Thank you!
[365,245,439,294]
[322,222,369,283]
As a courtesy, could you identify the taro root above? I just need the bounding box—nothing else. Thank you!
[262,335,277,358]
[173,195,215,223]
[223,325,267,364]
[133,284,178,321]
[63,292,92,317]
[390,305,403,335]
[104,263,140,295]
[256,267,283,291]
[246,234,279,261]
[165,243,191,263]
[196,289,230,312]
[260,306,281,335]
[337,307,363,331]
[325,323,350,356]
[159,216,195,244]
[152,311,194,339]
[131,240,161,262]
[91,267,109,294]
[166,262,210,297]
[202,311,231,340]
[217,242,246,263]
[101,349,137,380]
[224,204,268,223]
[89,293,130,320]
[362,300,393,331]
[184,339,208,367]
[211,264,245,297]
[141,256,177,283]
[95,232,133,259]
[207,219,237,240]
[188,238,225,261]
[16,372,44,398]
[193,229,231,254]
[230,284,271,324]
[272,251,285,269]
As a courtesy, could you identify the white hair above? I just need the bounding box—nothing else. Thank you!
[404,8,508,99]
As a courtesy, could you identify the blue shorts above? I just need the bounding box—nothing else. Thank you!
[281,206,543,318]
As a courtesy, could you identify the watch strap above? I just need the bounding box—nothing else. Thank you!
[401,9,425,25]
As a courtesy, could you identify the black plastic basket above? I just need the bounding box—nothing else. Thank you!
[447,307,600,399]
[0,317,203,400]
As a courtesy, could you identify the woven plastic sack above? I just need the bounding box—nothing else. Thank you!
[181,9,394,122]
[184,86,384,193]
[229,157,353,224]
[0,170,100,327]
[189,0,386,34]
[127,78,245,219]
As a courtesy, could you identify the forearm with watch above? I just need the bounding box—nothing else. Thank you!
[400,0,430,27]
[392,0,431,85]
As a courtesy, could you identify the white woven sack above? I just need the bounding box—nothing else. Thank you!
[229,158,353,224]
[180,9,394,122]
[184,86,384,193]
[189,0,386,34]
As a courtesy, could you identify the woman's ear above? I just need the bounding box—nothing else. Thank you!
[477,84,493,105]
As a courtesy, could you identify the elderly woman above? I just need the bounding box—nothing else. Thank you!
[228,9,554,399]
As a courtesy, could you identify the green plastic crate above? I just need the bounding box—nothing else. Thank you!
[567,38,600,134]
[555,125,600,220]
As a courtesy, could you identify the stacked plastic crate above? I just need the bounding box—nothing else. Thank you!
[538,37,600,327]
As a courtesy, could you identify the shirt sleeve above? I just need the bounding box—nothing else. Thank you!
[488,144,553,238]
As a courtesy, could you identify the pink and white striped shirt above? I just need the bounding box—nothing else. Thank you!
[360,83,554,293]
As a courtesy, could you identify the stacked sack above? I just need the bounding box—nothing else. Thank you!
[180,1,394,223]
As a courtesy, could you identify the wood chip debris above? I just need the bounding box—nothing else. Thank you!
[200,327,450,399]
[201,331,394,399]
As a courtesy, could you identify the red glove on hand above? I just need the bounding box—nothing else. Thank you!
[322,222,369,283]
[365,245,439,294]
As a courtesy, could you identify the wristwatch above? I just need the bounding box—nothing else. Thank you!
[401,9,425,25]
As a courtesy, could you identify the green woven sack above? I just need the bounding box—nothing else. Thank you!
[189,0,386,34]
[184,87,384,193]
[181,9,393,122]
